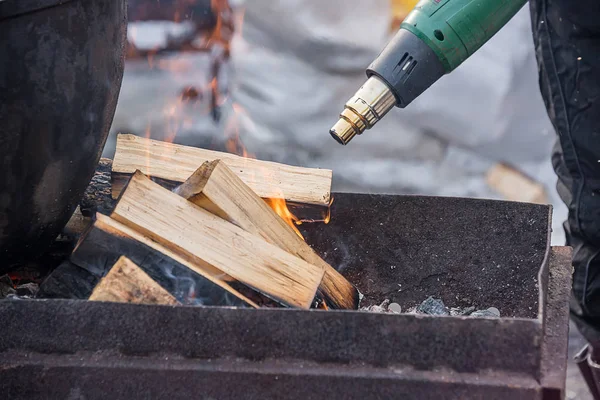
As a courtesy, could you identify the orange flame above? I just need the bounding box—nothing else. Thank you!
[205,0,234,51]
[264,198,304,239]
[223,103,306,239]
[130,1,329,237]
[133,0,236,150]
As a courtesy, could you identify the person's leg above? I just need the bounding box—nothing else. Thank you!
[530,0,600,344]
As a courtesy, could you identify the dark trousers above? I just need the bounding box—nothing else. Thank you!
[530,0,600,343]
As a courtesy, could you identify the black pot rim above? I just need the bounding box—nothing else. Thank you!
[0,0,77,21]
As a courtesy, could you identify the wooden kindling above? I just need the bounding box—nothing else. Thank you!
[110,171,325,309]
[174,160,360,310]
[89,256,180,306]
[72,213,257,308]
[111,134,333,206]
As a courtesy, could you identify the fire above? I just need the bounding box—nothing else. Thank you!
[223,102,307,238]
[131,0,236,150]
[318,300,330,310]
[264,198,304,239]
[295,197,334,226]
[222,103,305,238]
[129,1,329,236]
[224,103,254,158]
[205,0,235,52]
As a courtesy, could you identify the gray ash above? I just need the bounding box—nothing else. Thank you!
[362,296,501,318]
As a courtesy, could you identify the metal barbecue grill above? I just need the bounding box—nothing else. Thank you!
[0,194,571,399]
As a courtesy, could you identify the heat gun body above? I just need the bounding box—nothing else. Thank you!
[330,0,528,145]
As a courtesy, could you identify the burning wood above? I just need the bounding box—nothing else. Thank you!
[111,134,333,206]
[174,160,359,309]
[56,140,353,309]
[89,256,180,306]
[72,213,257,308]
[111,171,325,309]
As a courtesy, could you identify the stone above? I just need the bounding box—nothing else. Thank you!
[487,307,501,317]
[471,307,501,318]
[417,297,449,316]
[388,303,402,314]
[361,299,391,313]
[0,275,16,299]
[450,306,476,316]
[15,282,39,298]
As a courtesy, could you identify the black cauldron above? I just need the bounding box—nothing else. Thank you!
[0,0,127,272]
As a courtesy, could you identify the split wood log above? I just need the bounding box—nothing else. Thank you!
[111,171,325,309]
[174,160,359,310]
[89,256,180,306]
[72,213,257,308]
[111,134,332,206]
[486,163,548,204]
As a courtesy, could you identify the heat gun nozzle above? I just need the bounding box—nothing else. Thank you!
[329,119,356,145]
[329,76,397,145]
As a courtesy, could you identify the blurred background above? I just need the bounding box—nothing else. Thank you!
[108,0,565,245]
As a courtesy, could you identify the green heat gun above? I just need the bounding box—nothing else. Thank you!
[330,0,529,145]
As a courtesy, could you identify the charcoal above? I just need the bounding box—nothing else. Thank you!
[15,283,39,298]
[450,306,476,316]
[369,299,390,313]
[0,275,16,298]
[360,299,391,313]
[37,261,98,299]
[417,296,449,316]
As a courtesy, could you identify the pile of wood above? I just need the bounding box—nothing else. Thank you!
[77,134,359,310]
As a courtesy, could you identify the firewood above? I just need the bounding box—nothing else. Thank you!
[111,134,332,206]
[72,213,257,308]
[89,256,180,306]
[174,160,360,310]
[486,163,548,204]
[111,171,325,309]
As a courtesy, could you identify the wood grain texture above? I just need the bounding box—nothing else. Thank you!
[89,256,180,305]
[111,171,325,309]
[111,134,332,205]
[72,214,257,308]
[174,160,359,310]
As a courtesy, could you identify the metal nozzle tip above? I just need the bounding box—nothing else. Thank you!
[329,119,357,145]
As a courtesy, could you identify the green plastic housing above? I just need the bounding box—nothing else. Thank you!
[401,0,528,72]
